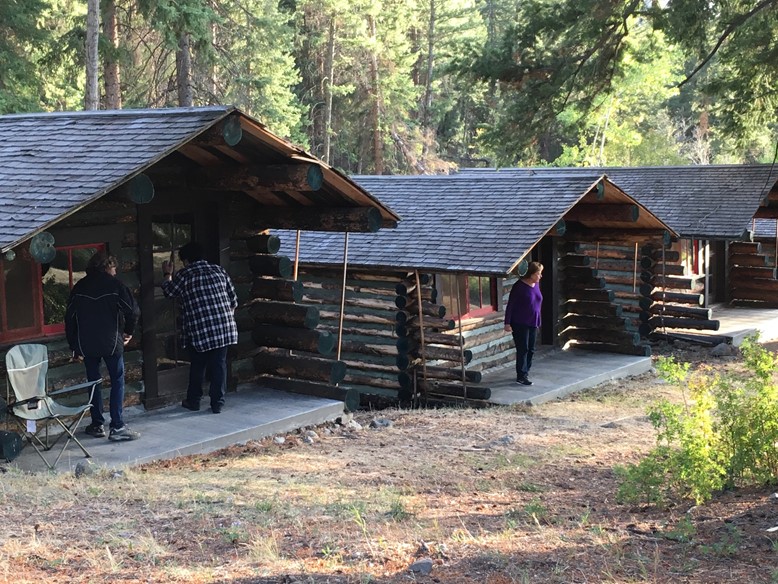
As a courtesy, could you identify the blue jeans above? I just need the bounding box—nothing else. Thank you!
[187,346,228,408]
[84,353,125,430]
[511,325,537,380]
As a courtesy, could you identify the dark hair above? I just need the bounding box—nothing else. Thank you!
[178,242,204,263]
[524,261,543,277]
[86,251,117,275]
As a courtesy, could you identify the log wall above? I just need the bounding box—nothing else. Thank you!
[462,277,520,371]
[227,197,357,411]
[557,241,650,356]
[644,240,722,340]
[729,240,778,308]
[288,266,492,407]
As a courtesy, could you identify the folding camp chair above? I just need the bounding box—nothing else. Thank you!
[5,344,99,469]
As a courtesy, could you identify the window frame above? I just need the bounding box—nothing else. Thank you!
[437,273,498,320]
[41,243,106,335]
[0,240,108,345]
[0,244,43,343]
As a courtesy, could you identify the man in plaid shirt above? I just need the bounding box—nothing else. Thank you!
[161,242,238,414]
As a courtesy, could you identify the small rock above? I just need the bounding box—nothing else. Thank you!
[74,460,95,478]
[302,435,315,444]
[336,413,354,425]
[304,430,319,440]
[711,342,735,357]
[346,420,363,432]
[369,418,393,429]
[601,421,622,429]
[110,470,125,479]
[409,557,433,576]
[273,436,286,445]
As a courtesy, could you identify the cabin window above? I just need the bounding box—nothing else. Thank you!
[42,244,105,334]
[0,242,105,344]
[437,274,498,319]
[0,245,41,342]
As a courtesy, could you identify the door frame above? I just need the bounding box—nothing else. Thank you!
[137,193,224,409]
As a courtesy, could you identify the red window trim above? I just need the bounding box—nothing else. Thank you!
[0,242,105,344]
[41,243,105,336]
[440,274,498,320]
[0,246,43,343]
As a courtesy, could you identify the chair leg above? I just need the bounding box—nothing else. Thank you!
[50,413,92,463]
[11,412,92,469]
[21,434,56,470]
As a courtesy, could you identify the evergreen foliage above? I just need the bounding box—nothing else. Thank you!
[459,0,778,164]
[5,0,778,170]
[0,0,51,113]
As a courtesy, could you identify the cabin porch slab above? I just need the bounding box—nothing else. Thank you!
[485,349,652,406]
[704,304,778,346]
[8,385,344,473]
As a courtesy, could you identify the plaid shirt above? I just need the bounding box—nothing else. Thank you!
[161,260,238,352]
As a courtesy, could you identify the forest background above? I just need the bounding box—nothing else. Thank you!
[5,0,778,175]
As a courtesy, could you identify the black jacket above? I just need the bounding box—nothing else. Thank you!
[65,271,139,358]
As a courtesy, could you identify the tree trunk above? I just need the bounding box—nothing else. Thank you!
[176,32,193,107]
[421,0,435,130]
[367,15,383,174]
[103,0,121,109]
[322,17,336,164]
[84,0,100,110]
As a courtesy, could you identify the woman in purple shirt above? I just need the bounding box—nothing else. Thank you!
[503,262,544,385]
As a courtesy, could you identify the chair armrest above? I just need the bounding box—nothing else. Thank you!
[8,396,42,410]
[49,380,100,397]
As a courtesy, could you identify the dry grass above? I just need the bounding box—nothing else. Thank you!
[1,343,778,583]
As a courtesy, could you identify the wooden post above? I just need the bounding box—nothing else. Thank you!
[660,245,667,333]
[455,276,467,399]
[414,270,427,404]
[704,240,711,308]
[632,242,638,293]
[294,230,301,281]
[336,233,349,365]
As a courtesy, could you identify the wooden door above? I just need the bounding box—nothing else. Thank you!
[138,196,221,409]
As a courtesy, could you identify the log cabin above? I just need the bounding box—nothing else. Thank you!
[0,106,400,417]
[462,165,778,343]
[275,173,676,407]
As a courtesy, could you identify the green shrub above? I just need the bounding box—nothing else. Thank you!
[617,335,778,506]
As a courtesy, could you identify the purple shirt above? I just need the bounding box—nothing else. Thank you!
[504,280,542,328]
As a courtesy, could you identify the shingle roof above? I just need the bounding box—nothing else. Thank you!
[460,165,778,239]
[0,107,231,251]
[277,173,651,276]
[0,106,400,253]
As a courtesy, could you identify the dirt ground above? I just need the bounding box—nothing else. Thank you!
[2,342,778,583]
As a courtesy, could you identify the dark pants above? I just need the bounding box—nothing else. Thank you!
[84,353,125,430]
[511,325,537,381]
[187,346,228,408]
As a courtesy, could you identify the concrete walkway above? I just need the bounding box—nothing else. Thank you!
[10,303,778,473]
[9,385,344,473]
[706,303,778,345]
[484,348,652,406]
